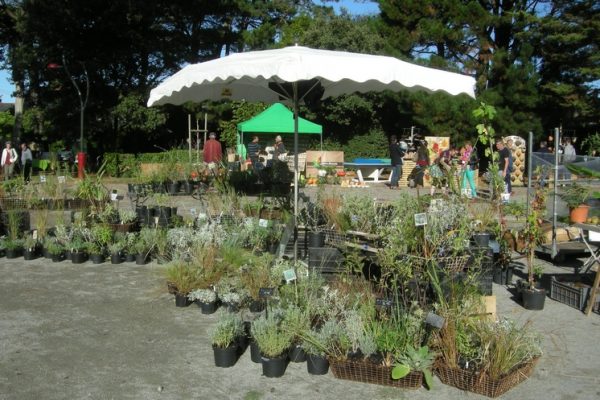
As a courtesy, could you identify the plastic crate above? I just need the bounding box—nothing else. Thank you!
[550,275,595,311]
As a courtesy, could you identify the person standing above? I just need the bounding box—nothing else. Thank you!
[495,138,511,194]
[563,137,576,163]
[1,141,18,180]
[273,135,286,161]
[20,142,33,183]
[538,140,551,153]
[247,136,261,167]
[203,132,223,165]
[388,135,406,190]
[461,141,478,198]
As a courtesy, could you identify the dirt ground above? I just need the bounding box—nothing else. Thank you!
[2,184,600,400]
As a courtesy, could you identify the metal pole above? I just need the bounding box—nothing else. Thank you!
[526,131,533,219]
[188,114,192,163]
[552,127,560,258]
[293,83,299,265]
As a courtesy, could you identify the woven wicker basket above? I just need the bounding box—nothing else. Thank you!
[434,357,539,398]
[329,359,423,389]
[438,255,471,274]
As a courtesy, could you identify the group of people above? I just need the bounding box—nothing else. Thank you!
[202,131,287,172]
[1,141,33,182]
[388,136,520,198]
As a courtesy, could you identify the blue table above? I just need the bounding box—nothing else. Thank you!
[343,158,392,182]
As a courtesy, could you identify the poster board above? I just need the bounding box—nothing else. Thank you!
[305,151,344,177]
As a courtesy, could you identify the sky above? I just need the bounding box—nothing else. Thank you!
[0,1,379,103]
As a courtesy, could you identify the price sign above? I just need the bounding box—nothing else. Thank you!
[259,287,275,299]
[39,175,47,183]
[258,218,269,228]
[58,176,66,184]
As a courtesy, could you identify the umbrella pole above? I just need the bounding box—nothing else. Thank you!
[293,83,299,265]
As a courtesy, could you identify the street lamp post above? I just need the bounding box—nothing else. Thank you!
[48,55,89,178]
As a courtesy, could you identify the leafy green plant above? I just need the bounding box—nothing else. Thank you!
[252,313,293,358]
[210,312,244,348]
[391,346,435,390]
[557,182,592,209]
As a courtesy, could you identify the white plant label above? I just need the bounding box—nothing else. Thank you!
[58,176,66,184]
[39,175,47,183]
[258,219,269,228]
[283,269,297,283]
[414,212,427,226]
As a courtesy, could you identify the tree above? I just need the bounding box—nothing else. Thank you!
[536,0,600,133]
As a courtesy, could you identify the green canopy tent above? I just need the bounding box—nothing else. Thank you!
[236,103,322,158]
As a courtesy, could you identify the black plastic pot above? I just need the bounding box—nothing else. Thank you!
[306,354,329,375]
[289,344,307,363]
[182,181,193,195]
[71,251,88,264]
[213,344,238,368]
[90,253,105,264]
[250,341,262,363]
[51,253,65,262]
[493,265,514,285]
[5,248,23,259]
[198,301,218,314]
[110,253,122,264]
[23,249,38,261]
[522,288,546,310]
[249,299,265,313]
[125,253,136,263]
[472,232,490,247]
[308,231,326,247]
[261,354,288,378]
[135,253,148,265]
[167,181,181,195]
[175,293,191,307]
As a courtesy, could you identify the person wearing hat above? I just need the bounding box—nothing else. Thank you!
[203,132,223,165]
[1,141,18,180]
[20,142,33,183]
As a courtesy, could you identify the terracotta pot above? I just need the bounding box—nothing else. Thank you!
[569,205,589,223]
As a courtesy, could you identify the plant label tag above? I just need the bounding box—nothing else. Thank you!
[39,175,47,183]
[425,312,445,329]
[259,287,275,298]
[58,176,66,184]
[190,208,197,217]
[154,216,159,225]
[32,229,38,240]
[414,212,427,226]
[283,269,297,283]
[375,298,394,307]
[258,219,269,228]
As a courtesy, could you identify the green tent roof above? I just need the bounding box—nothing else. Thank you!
[237,103,322,135]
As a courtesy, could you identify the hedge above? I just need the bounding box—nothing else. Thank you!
[103,150,194,178]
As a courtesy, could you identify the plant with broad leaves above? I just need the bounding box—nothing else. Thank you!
[391,345,436,390]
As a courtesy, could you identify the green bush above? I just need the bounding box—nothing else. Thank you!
[103,153,139,177]
[342,128,388,161]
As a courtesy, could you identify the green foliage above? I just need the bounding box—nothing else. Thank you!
[0,111,15,137]
[581,133,600,156]
[218,102,268,148]
[210,312,244,348]
[111,94,166,134]
[342,128,388,161]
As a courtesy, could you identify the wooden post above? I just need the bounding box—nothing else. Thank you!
[585,267,600,315]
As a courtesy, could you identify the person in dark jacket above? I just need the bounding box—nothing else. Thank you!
[388,135,406,189]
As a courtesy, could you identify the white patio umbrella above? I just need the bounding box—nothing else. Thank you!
[148,45,476,259]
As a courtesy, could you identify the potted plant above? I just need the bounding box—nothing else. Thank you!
[521,184,547,310]
[70,238,89,264]
[281,305,311,363]
[239,254,277,312]
[45,238,66,262]
[164,260,199,307]
[210,312,244,368]
[108,240,124,264]
[89,224,113,264]
[188,288,218,314]
[391,346,435,390]
[251,314,293,378]
[23,235,39,260]
[558,182,592,223]
[4,238,24,259]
